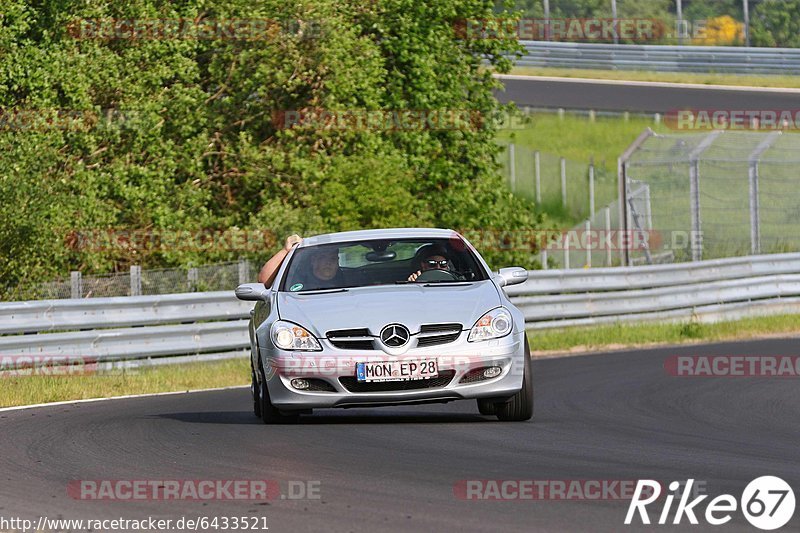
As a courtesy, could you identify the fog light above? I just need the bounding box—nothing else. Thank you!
[290,378,310,390]
[483,366,502,379]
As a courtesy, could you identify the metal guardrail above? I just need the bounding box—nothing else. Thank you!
[0,292,253,363]
[1,291,252,335]
[3,252,800,363]
[516,41,800,74]
[510,252,800,329]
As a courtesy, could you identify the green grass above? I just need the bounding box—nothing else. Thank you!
[508,66,800,89]
[499,113,667,171]
[528,313,800,354]
[497,113,667,226]
[0,357,249,408]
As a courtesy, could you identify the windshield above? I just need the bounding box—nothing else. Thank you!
[279,237,489,292]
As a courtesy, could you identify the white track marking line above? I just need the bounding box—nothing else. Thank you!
[495,74,800,94]
[0,385,249,413]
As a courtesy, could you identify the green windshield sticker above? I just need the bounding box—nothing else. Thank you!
[289,283,303,292]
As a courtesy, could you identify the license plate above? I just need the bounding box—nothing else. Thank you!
[356,360,439,382]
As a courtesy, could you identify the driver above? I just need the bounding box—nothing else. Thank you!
[407,246,452,282]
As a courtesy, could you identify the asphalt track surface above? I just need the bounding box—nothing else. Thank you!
[496,76,800,113]
[1,337,799,532]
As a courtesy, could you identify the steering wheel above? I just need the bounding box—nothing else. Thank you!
[413,269,459,282]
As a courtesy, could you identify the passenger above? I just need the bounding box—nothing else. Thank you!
[258,234,302,287]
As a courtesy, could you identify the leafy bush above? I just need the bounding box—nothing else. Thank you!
[692,15,744,46]
[751,0,800,48]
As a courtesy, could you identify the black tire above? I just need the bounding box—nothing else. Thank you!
[251,361,261,418]
[496,339,534,422]
[258,358,299,424]
[477,398,497,415]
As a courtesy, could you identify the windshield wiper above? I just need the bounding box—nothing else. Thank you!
[294,288,349,295]
[396,279,474,286]
[422,281,474,286]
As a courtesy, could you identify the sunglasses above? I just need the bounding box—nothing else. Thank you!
[425,259,448,268]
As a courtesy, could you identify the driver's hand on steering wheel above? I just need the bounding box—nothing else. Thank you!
[407,270,422,282]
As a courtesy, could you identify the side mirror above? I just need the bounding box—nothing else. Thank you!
[496,267,528,287]
[235,283,270,302]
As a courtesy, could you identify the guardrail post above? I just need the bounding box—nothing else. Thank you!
[564,231,570,269]
[70,271,82,299]
[743,0,750,47]
[509,143,516,192]
[560,157,567,209]
[603,207,612,266]
[611,0,618,45]
[238,259,250,284]
[534,151,541,204]
[188,268,198,291]
[130,265,141,296]
[687,131,722,262]
[689,160,702,262]
[617,128,656,267]
[543,0,550,40]
[585,220,591,268]
[540,248,548,270]
[747,131,779,255]
[589,160,595,218]
[748,161,760,254]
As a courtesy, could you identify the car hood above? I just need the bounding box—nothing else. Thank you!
[276,281,501,337]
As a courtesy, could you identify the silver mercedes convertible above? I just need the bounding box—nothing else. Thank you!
[235,228,532,423]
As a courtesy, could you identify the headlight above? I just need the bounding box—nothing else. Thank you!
[271,321,322,351]
[468,307,512,342]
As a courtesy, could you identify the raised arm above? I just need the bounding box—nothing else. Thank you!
[258,234,302,287]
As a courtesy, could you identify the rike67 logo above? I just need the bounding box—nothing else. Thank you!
[625,477,795,530]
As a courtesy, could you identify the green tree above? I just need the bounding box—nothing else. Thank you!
[751,0,800,47]
[0,0,543,298]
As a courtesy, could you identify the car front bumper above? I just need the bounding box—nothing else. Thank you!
[261,332,526,410]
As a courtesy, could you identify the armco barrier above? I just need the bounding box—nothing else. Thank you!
[3,252,800,363]
[516,41,800,74]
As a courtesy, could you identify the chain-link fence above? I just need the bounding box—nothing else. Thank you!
[498,141,618,224]
[16,260,260,301]
[623,129,800,265]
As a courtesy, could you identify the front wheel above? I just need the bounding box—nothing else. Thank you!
[251,361,261,418]
[496,338,533,422]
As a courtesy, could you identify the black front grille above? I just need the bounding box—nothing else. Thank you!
[339,370,456,393]
[416,323,462,347]
[330,339,374,350]
[327,328,375,350]
[420,323,462,333]
[459,367,493,384]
